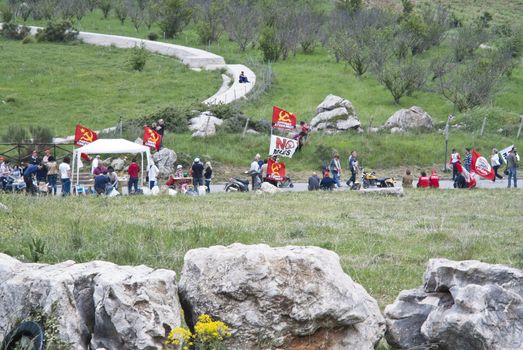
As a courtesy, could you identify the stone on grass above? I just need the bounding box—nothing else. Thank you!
[311,95,361,133]
[383,106,433,132]
[260,181,281,194]
[179,244,385,350]
[153,147,177,178]
[189,111,223,137]
[384,259,523,350]
[110,158,125,171]
[0,202,9,213]
[0,254,180,350]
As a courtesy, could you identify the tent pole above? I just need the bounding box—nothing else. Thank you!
[71,150,76,195]
[140,152,144,190]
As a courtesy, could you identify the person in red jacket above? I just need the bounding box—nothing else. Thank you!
[127,158,140,194]
[417,171,429,188]
[429,169,440,188]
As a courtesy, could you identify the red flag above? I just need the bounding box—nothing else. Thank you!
[470,150,495,180]
[143,126,161,150]
[267,158,286,180]
[272,106,297,130]
[74,124,98,146]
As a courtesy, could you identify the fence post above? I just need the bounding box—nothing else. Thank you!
[517,116,523,139]
[242,118,250,138]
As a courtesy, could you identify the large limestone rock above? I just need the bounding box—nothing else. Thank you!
[383,106,433,131]
[153,147,177,178]
[110,158,125,171]
[384,259,523,350]
[179,244,385,350]
[189,111,223,137]
[259,181,281,194]
[0,254,181,350]
[311,95,362,132]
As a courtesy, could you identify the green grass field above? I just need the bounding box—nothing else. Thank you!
[0,37,221,134]
[1,190,521,308]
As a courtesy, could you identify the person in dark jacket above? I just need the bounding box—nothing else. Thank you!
[94,172,109,195]
[23,163,42,195]
[191,158,204,193]
[308,172,320,191]
[320,171,336,190]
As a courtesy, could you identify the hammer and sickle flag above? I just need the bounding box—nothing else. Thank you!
[143,126,161,150]
[470,150,495,181]
[267,158,286,181]
[272,106,297,130]
[74,124,98,147]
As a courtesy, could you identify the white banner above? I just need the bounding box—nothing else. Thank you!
[499,144,514,162]
[269,135,299,158]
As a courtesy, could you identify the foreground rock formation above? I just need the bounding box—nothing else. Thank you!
[311,95,362,133]
[385,258,523,350]
[189,111,224,137]
[383,106,433,132]
[179,243,385,350]
[0,254,180,350]
[153,147,177,177]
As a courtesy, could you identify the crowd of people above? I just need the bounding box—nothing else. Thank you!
[0,144,519,196]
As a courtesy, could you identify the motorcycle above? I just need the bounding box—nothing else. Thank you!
[360,168,395,189]
[224,177,250,192]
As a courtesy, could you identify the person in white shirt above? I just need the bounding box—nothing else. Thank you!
[490,148,503,181]
[147,161,160,189]
[91,155,100,175]
[59,156,71,196]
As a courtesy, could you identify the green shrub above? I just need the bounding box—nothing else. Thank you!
[259,25,281,62]
[159,0,192,38]
[35,20,78,42]
[21,35,35,44]
[128,43,149,71]
[30,126,54,143]
[1,124,28,143]
[147,32,159,41]
[0,23,31,40]
[135,106,194,133]
[0,3,14,23]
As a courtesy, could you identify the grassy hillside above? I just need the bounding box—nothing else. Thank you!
[1,190,522,308]
[0,38,221,134]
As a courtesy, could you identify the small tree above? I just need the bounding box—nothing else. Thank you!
[190,0,224,44]
[143,0,160,30]
[127,0,144,32]
[222,0,261,51]
[2,125,29,143]
[159,0,192,38]
[128,43,149,71]
[30,126,54,144]
[98,0,111,19]
[114,0,129,25]
[377,57,426,103]
[335,0,362,14]
[452,24,488,62]
[259,25,280,62]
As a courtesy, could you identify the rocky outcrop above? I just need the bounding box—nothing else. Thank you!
[259,181,281,194]
[110,158,125,171]
[179,244,385,350]
[383,106,433,131]
[385,259,523,350]
[0,254,180,350]
[311,95,362,133]
[189,111,223,137]
[153,147,177,177]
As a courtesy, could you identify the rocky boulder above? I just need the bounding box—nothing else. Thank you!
[179,244,385,350]
[110,158,126,171]
[259,181,281,194]
[383,106,433,131]
[385,259,523,350]
[311,95,362,133]
[153,147,177,178]
[0,254,181,350]
[189,111,223,137]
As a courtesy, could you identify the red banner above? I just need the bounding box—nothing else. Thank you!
[74,124,98,147]
[471,150,495,180]
[143,126,161,150]
[267,158,286,181]
[272,106,297,130]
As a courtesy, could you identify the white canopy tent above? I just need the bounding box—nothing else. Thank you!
[72,138,151,192]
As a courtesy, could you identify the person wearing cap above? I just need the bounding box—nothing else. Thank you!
[174,164,184,178]
[191,158,204,193]
[320,171,336,190]
[91,155,100,175]
[506,147,519,188]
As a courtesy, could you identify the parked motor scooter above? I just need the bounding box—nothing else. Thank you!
[360,168,395,189]
[224,177,250,192]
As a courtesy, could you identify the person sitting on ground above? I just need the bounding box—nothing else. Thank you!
[308,172,320,191]
[417,171,429,188]
[402,169,413,188]
[94,171,109,195]
[239,71,249,83]
[106,166,118,193]
[320,171,336,191]
[92,161,107,177]
[429,169,440,188]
